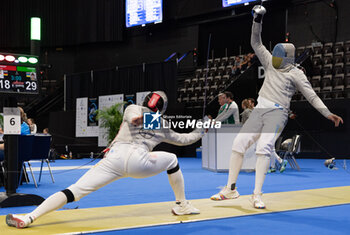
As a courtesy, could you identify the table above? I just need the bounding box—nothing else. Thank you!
[202,124,257,172]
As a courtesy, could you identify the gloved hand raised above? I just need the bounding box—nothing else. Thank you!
[252,5,266,23]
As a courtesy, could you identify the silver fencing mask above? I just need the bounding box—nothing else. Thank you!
[272,43,295,70]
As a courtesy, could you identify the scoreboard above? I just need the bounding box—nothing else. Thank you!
[222,0,257,7]
[126,0,163,28]
[0,53,39,95]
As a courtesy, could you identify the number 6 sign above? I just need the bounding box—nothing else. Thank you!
[3,107,21,135]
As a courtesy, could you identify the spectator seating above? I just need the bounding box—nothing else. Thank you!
[181,40,350,105]
[293,40,350,101]
[177,53,255,106]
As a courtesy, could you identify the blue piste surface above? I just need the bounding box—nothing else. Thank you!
[1,158,349,234]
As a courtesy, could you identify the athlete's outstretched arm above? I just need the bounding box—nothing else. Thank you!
[162,120,204,146]
[251,5,271,68]
[294,71,343,127]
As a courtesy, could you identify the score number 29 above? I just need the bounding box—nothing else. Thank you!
[25,81,37,91]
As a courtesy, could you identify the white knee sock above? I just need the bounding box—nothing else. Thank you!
[254,154,271,195]
[276,154,283,164]
[270,151,278,168]
[226,151,244,190]
[168,170,186,202]
[26,191,68,221]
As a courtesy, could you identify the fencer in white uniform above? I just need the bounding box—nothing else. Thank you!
[6,91,204,229]
[211,5,343,208]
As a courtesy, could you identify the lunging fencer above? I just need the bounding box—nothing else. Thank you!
[211,5,343,208]
[6,91,203,229]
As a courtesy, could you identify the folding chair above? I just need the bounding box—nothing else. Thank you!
[0,150,4,186]
[31,134,54,185]
[282,135,301,171]
[18,135,35,187]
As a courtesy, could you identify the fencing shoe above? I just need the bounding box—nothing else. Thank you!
[279,160,288,173]
[268,167,276,173]
[6,214,33,229]
[250,193,266,209]
[210,186,240,201]
[172,201,200,215]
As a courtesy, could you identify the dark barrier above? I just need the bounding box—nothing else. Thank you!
[285,99,349,158]
[65,61,178,112]
[52,61,182,156]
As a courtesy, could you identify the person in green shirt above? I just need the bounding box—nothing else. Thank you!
[215,92,240,124]
[217,94,228,116]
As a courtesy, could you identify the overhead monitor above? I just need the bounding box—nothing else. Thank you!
[223,0,258,7]
[126,0,163,28]
[0,53,39,95]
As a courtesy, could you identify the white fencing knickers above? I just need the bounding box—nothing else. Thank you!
[67,143,178,201]
[232,106,288,156]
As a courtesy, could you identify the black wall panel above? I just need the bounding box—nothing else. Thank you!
[288,0,350,46]
[0,0,123,48]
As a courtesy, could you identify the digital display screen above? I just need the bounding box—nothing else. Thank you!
[223,0,257,7]
[126,0,163,28]
[0,64,39,95]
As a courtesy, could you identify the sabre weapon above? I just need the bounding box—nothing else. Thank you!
[202,33,212,119]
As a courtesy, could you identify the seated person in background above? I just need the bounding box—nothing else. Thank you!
[0,107,30,151]
[248,52,258,64]
[0,127,3,140]
[43,128,49,134]
[0,127,3,186]
[240,99,253,124]
[213,92,228,119]
[19,107,30,135]
[248,98,256,108]
[206,95,225,120]
[247,61,252,68]
[233,56,241,75]
[240,55,250,72]
[0,127,3,156]
[215,91,240,124]
[27,118,37,134]
[218,93,227,116]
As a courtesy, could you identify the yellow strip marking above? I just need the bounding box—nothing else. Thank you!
[1,186,350,234]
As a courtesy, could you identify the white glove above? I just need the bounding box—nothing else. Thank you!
[252,5,266,16]
[252,5,266,23]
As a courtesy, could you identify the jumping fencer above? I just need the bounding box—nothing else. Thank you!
[6,91,203,229]
[211,5,343,208]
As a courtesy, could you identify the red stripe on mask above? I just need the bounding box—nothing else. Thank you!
[148,93,161,112]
